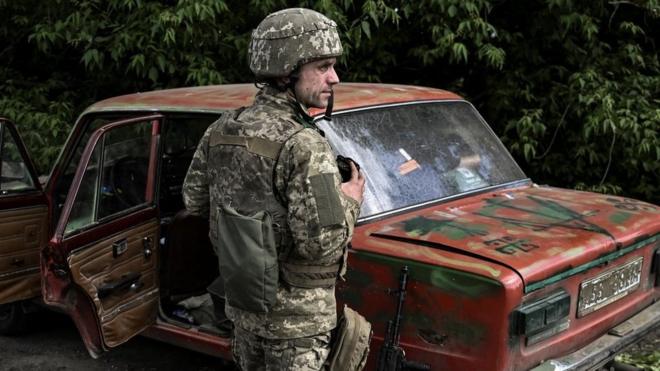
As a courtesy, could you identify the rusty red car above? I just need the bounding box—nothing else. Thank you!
[0,83,658,370]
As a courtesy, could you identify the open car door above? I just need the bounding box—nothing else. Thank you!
[0,118,48,307]
[41,115,163,357]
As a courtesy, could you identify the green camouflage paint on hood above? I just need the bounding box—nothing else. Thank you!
[366,186,660,290]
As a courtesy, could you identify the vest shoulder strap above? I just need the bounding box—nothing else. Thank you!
[209,133,282,160]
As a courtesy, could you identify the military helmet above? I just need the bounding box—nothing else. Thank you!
[249,8,343,78]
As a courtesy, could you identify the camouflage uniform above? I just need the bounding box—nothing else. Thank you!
[183,8,356,370]
[183,88,359,369]
[232,326,331,371]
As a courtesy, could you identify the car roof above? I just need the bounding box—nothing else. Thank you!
[83,83,463,117]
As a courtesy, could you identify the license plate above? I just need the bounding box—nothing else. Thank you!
[577,257,643,317]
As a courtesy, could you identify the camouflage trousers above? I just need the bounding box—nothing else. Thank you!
[232,326,331,371]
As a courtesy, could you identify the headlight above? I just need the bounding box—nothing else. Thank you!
[515,290,570,345]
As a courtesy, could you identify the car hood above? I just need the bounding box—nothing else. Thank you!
[367,185,660,289]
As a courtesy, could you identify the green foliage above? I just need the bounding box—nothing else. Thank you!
[616,350,660,371]
[480,0,659,203]
[0,0,658,203]
[0,72,76,174]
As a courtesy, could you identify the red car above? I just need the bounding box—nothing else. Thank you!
[1,83,658,370]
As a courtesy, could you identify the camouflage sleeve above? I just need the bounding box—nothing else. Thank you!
[276,129,360,265]
[182,122,214,217]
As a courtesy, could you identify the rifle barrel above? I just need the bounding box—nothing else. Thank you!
[392,266,409,345]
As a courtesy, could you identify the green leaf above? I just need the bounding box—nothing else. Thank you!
[448,5,457,18]
[81,49,101,69]
[164,28,176,45]
[361,20,371,39]
[148,67,158,82]
[523,143,536,160]
[452,42,468,63]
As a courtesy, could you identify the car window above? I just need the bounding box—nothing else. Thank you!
[65,120,153,234]
[159,115,219,215]
[55,113,218,228]
[317,101,527,218]
[0,122,36,194]
[52,116,116,227]
[162,116,215,156]
[66,143,101,232]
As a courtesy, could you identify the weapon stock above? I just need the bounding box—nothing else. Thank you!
[376,266,430,371]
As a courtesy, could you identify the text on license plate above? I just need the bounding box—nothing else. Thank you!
[577,257,643,317]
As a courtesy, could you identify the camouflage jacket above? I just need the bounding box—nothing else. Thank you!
[182,85,360,338]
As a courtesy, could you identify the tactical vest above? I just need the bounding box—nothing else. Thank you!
[208,108,343,314]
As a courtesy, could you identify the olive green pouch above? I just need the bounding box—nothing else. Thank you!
[217,205,278,313]
[326,305,373,371]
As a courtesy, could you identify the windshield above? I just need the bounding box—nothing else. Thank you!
[317,101,527,218]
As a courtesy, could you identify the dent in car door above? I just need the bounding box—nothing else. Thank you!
[42,115,163,356]
[0,119,48,305]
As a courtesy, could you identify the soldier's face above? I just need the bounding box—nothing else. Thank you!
[294,58,339,109]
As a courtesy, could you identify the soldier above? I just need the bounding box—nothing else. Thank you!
[182,7,365,371]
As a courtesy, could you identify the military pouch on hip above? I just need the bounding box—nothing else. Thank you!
[216,205,278,313]
[326,305,372,371]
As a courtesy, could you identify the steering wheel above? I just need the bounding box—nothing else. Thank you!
[109,157,149,209]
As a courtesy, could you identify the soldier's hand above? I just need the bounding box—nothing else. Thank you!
[341,161,365,205]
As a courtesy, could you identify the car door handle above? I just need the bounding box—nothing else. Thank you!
[97,272,142,299]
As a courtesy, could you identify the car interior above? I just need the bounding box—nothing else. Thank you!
[155,114,229,336]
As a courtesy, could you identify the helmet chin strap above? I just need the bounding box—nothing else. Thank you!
[323,90,334,121]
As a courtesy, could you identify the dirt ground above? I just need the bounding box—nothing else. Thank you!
[0,311,657,371]
[0,312,230,371]
[625,327,659,354]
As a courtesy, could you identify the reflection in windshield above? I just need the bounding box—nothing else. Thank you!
[317,101,526,218]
